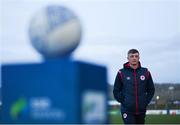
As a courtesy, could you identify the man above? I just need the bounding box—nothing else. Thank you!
[113,49,155,124]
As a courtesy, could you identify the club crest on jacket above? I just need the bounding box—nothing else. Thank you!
[140,75,145,81]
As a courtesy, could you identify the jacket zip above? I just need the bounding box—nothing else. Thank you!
[134,69,139,114]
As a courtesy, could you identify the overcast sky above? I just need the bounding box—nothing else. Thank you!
[1,0,180,85]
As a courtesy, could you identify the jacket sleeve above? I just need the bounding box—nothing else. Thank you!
[113,71,124,103]
[146,71,155,105]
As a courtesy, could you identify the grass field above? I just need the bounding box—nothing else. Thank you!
[110,114,180,124]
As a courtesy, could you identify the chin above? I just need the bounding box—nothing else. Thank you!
[132,62,138,65]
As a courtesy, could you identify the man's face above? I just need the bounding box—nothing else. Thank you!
[127,53,140,65]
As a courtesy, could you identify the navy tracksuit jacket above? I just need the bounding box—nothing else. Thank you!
[113,62,155,114]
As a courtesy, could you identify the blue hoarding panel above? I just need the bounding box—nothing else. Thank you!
[1,59,107,124]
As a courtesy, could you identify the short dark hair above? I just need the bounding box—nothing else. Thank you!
[128,49,139,55]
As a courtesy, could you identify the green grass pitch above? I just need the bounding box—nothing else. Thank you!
[110,114,180,124]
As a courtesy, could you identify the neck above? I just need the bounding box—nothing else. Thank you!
[130,63,138,69]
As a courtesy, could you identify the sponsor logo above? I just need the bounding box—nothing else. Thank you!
[10,97,28,120]
[82,91,106,123]
[30,97,65,120]
[10,97,65,121]
[123,113,127,119]
[126,77,131,80]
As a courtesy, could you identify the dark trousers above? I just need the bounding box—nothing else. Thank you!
[121,112,146,124]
